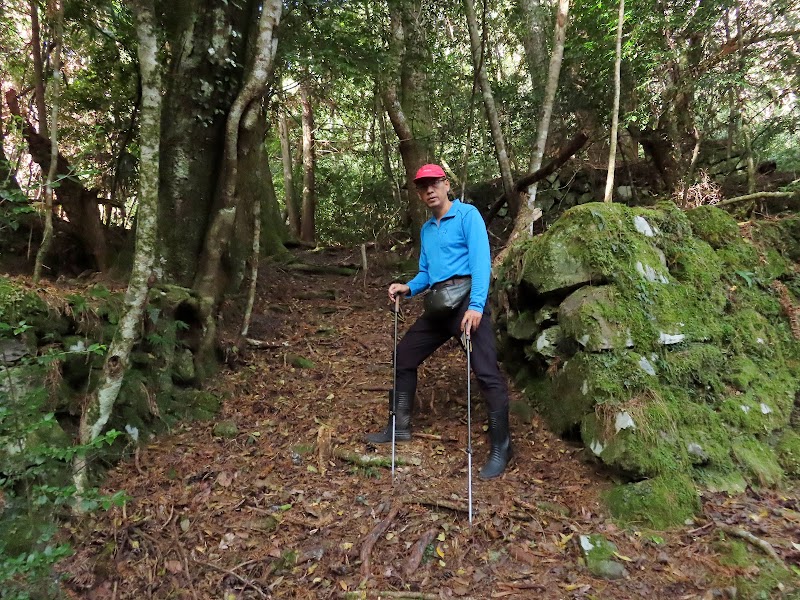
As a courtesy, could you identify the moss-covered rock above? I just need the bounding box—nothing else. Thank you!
[497,199,800,507]
[605,473,701,529]
[685,205,740,249]
[776,430,800,477]
[213,419,239,438]
[578,534,628,580]
[0,277,59,338]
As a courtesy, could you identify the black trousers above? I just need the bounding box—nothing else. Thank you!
[395,297,509,413]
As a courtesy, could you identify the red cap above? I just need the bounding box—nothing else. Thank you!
[413,164,446,181]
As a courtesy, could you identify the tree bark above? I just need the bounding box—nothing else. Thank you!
[603,0,624,204]
[299,79,316,244]
[376,94,402,210]
[463,0,517,215]
[75,0,161,492]
[193,0,282,303]
[516,0,547,83]
[279,103,300,238]
[29,0,49,139]
[380,0,432,245]
[33,0,64,282]
[158,1,257,284]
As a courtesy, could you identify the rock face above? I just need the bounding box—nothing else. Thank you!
[495,202,800,526]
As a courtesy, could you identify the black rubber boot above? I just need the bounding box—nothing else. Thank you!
[479,409,512,479]
[365,391,413,444]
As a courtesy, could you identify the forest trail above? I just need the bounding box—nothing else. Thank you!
[61,248,800,600]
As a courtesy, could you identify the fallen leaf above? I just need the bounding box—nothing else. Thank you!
[164,560,182,574]
[613,551,633,562]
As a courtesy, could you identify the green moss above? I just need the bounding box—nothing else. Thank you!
[685,205,740,249]
[716,240,760,274]
[0,277,54,337]
[605,473,700,529]
[731,436,783,487]
[541,351,657,434]
[507,310,540,341]
[170,389,221,421]
[776,431,800,477]
[659,344,725,400]
[716,539,799,599]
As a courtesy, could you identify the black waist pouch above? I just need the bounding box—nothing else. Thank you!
[423,279,472,319]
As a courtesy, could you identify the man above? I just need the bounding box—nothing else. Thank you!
[365,163,512,479]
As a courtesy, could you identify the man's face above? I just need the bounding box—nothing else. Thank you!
[415,177,450,210]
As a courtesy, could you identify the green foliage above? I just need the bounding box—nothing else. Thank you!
[0,308,124,598]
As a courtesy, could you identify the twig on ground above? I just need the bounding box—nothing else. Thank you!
[344,592,449,600]
[195,560,267,598]
[412,432,456,442]
[170,518,198,600]
[400,495,471,515]
[403,528,437,576]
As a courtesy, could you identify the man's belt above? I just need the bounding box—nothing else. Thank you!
[431,275,471,290]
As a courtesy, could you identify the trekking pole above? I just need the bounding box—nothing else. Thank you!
[463,330,473,525]
[391,294,400,483]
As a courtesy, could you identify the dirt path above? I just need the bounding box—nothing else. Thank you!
[61,253,800,599]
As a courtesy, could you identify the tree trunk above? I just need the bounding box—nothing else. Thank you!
[603,0,624,204]
[33,0,64,282]
[516,0,547,83]
[463,0,517,215]
[29,0,48,139]
[505,0,570,247]
[381,0,432,245]
[377,94,402,210]
[299,80,316,244]
[75,0,161,492]
[5,90,108,270]
[158,1,258,284]
[193,0,282,305]
[527,0,570,176]
[279,103,300,238]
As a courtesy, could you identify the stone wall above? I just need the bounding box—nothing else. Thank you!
[494,202,800,526]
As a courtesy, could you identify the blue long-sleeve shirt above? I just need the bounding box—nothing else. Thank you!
[406,200,491,313]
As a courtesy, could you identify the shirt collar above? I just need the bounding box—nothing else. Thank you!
[425,199,461,226]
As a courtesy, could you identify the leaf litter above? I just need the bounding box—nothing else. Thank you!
[60,248,800,599]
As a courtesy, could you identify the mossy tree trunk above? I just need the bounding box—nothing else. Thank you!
[158,0,256,285]
[192,0,282,361]
[75,0,161,491]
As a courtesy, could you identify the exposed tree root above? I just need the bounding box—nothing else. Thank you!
[403,528,437,576]
[360,502,401,578]
[715,523,788,569]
